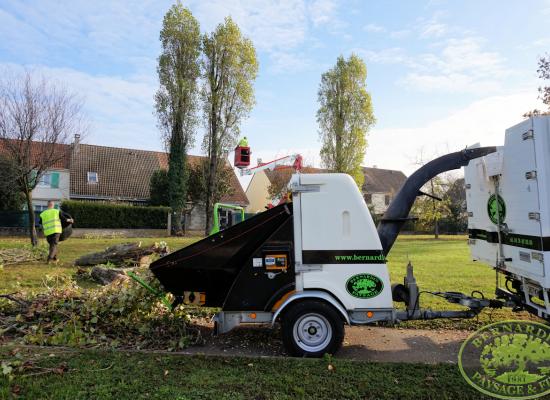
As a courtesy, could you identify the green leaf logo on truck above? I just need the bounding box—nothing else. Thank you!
[346,273,384,299]
[487,194,506,225]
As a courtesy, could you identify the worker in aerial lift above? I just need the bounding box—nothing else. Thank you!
[234,136,251,168]
[238,136,249,147]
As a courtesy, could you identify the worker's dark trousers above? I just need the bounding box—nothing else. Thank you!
[46,233,61,261]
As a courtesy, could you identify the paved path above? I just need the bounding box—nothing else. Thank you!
[183,325,471,364]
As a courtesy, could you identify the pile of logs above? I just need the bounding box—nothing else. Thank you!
[75,242,169,285]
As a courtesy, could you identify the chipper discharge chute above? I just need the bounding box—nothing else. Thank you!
[148,128,547,357]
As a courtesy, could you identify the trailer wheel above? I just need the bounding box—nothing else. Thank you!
[281,300,344,357]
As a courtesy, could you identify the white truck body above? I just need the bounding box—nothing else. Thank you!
[465,116,550,318]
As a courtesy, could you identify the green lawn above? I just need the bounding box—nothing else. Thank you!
[0,234,538,328]
[386,235,538,328]
[0,236,200,293]
[0,346,490,400]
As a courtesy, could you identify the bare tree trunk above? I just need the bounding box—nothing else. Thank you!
[430,179,439,239]
[172,211,183,236]
[204,108,218,235]
[204,153,218,236]
[24,188,38,246]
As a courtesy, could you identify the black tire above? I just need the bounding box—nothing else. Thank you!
[281,300,345,357]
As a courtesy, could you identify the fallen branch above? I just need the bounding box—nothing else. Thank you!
[0,248,47,266]
[0,293,30,307]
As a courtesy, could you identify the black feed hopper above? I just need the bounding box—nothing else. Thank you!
[150,203,295,310]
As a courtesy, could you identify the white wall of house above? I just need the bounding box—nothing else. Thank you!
[245,171,272,213]
[184,202,244,232]
[186,204,206,231]
[32,169,70,210]
[369,192,391,215]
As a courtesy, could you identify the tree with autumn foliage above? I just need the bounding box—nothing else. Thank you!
[317,54,375,187]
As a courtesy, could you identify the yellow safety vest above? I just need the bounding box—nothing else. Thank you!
[40,209,62,236]
[238,138,249,147]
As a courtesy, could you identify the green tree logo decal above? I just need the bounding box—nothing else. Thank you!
[346,274,383,299]
[481,334,549,384]
[487,194,506,224]
[459,321,550,399]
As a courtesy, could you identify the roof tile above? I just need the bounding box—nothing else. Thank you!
[264,165,406,194]
[70,143,248,205]
[0,139,71,169]
[362,167,407,194]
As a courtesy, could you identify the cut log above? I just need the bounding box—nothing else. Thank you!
[90,266,126,285]
[74,242,158,267]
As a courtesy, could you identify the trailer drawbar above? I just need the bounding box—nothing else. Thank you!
[149,116,550,357]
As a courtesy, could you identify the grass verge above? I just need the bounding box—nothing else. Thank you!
[0,346,490,400]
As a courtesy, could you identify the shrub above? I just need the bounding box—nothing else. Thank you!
[149,169,169,207]
[61,200,170,229]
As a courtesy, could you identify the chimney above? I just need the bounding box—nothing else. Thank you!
[73,134,80,154]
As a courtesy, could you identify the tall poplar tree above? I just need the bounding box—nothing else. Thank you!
[155,3,200,235]
[201,17,258,234]
[317,54,375,187]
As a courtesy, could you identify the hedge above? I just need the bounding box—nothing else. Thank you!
[61,200,170,229]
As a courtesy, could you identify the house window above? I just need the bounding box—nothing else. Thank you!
[364,193,372,204]
[87,172,98,184]
[36,172,60,188]
[37,173,51,187]
[385,194,391,205]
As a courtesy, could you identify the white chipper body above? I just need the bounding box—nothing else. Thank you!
[465,116,550,320]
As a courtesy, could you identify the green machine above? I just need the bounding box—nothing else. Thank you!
[210,203,245,235]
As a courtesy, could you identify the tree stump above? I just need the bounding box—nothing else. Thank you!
[90,266,127,285]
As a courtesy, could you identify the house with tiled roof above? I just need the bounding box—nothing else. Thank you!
[0,139,72,211]
[362,167,407,215]
[245,164,406,215]
[69,136,248,230]
[1,136,248,231]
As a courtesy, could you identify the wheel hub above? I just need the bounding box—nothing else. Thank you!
[293,313,333,353]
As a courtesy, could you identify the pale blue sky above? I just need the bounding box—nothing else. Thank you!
[1,0,549,178]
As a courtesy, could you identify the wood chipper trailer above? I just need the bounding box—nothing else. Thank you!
[149,117,550,357]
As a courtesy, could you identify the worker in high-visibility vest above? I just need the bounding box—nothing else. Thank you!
[238,136,249,147]
[39,201,73,263]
